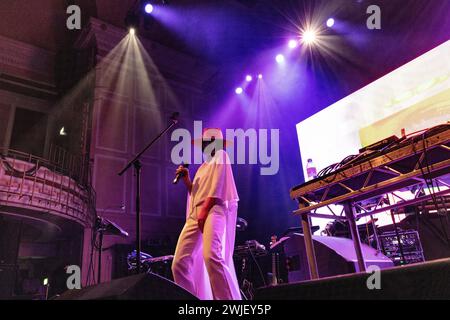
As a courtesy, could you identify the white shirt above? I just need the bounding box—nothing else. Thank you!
[188,150,239,220]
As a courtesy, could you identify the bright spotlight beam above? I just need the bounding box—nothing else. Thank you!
[301,29,317,45]
[326,18,335,28]
[288,39,298,49]
[275,54,285,64]
[129,28,136,36]
[144,3,154,14]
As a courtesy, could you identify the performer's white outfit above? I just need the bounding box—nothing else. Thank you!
[172,149,241,300]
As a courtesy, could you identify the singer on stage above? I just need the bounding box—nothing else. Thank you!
[171,128,241,300]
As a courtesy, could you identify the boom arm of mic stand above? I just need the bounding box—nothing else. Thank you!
[118,118,178,177]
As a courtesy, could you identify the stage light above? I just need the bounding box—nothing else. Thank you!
[235,87,243,95]
[144,3,154,14]
[43,278,49,286]
[326,18,335,28]
[59,127,67,136]
[245,75,253,82]
[302,29,317,45]
[288,39,298,49]
[129,28,136,35]
[258,74,263,79]
[275,54,285,63]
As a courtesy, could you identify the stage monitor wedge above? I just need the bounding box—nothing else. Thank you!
[56,272,197,300]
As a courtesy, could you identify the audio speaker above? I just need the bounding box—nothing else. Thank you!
[56,272,197,300]
[284,233,393,282]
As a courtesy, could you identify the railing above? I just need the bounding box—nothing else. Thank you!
[48,143,89,186]
[0,148,96,228]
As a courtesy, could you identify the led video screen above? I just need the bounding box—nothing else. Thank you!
[297,40,450,230]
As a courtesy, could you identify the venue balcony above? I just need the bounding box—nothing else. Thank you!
[0,148,96,230]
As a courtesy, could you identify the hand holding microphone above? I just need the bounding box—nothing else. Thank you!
[173,164,190,184]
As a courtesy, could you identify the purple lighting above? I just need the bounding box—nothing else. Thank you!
[326,18,335,28]
[235,87,243,95]
[288,39,298,49]
[144,3,154,14]
[245,75,253,82]
[275,54,285,64]
[258,74,263,79]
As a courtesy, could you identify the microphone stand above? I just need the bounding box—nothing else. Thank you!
[118,112,179,274]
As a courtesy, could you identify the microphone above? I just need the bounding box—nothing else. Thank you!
[173,164,189,184]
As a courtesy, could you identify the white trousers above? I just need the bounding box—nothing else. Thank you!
[172,206,238,300]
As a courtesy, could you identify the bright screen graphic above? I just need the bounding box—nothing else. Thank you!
[296,40,450,231]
